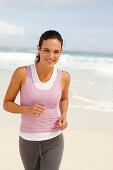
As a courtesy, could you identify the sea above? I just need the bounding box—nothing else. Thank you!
[0,48,113,132]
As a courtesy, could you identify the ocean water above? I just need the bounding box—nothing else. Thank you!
[0,49,113,114]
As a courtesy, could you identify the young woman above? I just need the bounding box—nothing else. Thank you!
[3,30,71,170]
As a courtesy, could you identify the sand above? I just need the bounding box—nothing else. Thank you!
[0,109,113,170]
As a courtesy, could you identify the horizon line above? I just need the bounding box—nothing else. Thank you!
[0,46,113,56]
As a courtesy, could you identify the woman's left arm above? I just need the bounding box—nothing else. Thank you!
[56,71,71,130]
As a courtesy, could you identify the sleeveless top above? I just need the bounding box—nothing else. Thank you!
[19,63,62,141]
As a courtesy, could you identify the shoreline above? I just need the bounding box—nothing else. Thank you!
[1,97,113,133]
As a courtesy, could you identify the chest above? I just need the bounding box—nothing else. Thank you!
[21,67,65,90]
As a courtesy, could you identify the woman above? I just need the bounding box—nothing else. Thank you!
[3,30,71,170]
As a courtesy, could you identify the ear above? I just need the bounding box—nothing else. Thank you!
[37,45,41,53]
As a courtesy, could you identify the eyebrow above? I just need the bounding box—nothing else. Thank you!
[43,48,60,51]
[43,48,49,50]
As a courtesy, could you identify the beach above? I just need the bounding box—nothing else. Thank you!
[0,102,113,170]
[0,110,113,170]
[0,50,113,170]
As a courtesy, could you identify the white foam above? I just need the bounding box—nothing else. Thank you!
[0,52,35,60]
[71,94,113,112]
[0,52,113,74]
[69,105,80,108]
[85,106,113,112]
[59,54,113,74]
[0,51,113,113]
[72,94,96,104]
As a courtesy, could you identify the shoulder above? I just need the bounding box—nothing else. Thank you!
[61,70,71,86]
[13,66,26,76]
[12,65,27,83]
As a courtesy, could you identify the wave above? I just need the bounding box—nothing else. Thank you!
[59,54,113,74]
[69,104,113,112]
[71,94,113,112]
[0,51,113,73]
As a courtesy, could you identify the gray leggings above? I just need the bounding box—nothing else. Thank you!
[19,133,64,170]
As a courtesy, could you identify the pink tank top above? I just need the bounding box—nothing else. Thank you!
[20,64,62,133]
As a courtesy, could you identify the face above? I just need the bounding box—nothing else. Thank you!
[37,39,62,68]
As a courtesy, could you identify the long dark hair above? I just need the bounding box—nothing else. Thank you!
[35,30,63,64]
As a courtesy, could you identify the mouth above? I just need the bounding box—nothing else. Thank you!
[46,59,55,64]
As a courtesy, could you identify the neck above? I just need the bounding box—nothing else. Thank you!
[35,62,54,77]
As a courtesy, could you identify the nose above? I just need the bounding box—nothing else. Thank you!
[48,52,54,59]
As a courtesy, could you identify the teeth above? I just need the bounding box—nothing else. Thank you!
[46,59,54,63]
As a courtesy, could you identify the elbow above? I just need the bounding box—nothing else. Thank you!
[3,100,15,113]
[3,101,10,112]
[3,101,7,111]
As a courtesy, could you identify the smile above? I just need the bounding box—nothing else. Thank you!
[46,59,54,63]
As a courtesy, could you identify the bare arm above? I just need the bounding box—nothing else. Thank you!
[3,66,45,116]
[3,67,28,114]
[56,71,71,130]
[59,71,71,118]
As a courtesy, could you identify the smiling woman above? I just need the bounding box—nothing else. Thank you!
[37,38,62,67]
[35,30,63,64]
[3,30,71,170]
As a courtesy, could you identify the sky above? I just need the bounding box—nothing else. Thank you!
[0,0,113,53]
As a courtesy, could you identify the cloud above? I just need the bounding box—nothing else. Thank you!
[0,20,24,36]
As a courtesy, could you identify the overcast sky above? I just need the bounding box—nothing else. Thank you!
[0,0,113,53]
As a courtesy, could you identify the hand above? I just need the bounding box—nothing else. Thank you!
[25,103,45,117]
[56,115,68,130]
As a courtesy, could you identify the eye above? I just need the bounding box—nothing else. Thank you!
[44,49,49,52]
[55,51,60,53]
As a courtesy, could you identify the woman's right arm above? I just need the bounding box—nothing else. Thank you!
[3,67,45,116]
[3,67,29,114]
